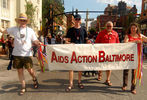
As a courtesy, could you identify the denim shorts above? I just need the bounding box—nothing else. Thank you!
[13,56,33,69]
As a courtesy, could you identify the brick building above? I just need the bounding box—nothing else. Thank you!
[97,1,137,37]
[140,0,147,35]
[97,15,118,31]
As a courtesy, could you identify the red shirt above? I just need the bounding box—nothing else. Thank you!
[95,29,120,43]
[128,34,142,54]
[1,36,5,43]
[128,34,141,42]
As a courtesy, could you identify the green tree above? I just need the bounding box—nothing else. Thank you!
[42,0,64,36]
[89,28,96,35]
[25,0,36,29]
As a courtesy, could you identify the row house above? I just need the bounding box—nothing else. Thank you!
[0,0,42,36]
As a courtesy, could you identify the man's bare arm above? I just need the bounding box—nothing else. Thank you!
[65,38,71,44]
[0,28,8,34]
[32,40,41,47]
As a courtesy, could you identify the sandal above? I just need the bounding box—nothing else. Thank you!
[78,83,84,89]
[131,89,136,94]
[19,88,27,95]
[122,86,127,91]
[33,78,39,89]
[65,86,73,92]
[104,80,112,86]
[97,71,102,81]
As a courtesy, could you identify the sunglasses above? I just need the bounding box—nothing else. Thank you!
[20,20,27,22]
[107,26,112,27]
[75,18,81,21]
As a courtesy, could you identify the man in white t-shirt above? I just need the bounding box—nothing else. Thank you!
[0,13,40,95]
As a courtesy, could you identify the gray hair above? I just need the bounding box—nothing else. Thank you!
[106,21,113,27]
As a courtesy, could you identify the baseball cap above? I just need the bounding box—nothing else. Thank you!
[74,14,81,19]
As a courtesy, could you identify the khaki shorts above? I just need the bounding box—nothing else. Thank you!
[13,56,33,69]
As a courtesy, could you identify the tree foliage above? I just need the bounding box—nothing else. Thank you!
[42,0,65,36]
[25,0,36,29]
[89,28,96,35]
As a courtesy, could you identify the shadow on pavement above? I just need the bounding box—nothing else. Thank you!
[0,83,19,94]
[0,78,129,96]
[0,55,9,60]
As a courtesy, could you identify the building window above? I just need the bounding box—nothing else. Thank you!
[2,0,9,9]
[1,20,10,28]
[37,0,40,3]
[145,2,147,10]
[1,20,4,28]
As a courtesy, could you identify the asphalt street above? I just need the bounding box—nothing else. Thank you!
[0,54,147,100]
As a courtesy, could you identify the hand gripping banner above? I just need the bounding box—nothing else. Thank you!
[46,43,138,71]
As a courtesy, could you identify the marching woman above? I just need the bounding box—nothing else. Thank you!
[122,22,147,94]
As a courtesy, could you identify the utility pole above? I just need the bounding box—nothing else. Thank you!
[98,16,101,32]
[72,7,74,15]
[86,9,89,31]
[76,9,78,14]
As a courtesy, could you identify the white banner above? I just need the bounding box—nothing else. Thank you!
[46,43,138,71]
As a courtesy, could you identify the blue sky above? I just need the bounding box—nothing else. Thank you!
[64,0,141,19]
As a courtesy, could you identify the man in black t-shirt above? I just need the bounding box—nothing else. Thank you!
[65,14,88,92]
[66,26,88,44]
